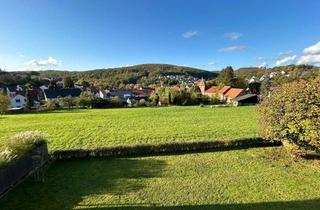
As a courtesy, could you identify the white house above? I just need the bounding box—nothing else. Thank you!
[39,85,48,91]
[248,76,257,84]
[259,75,269,82]
[99,89,109,99]
[10,94,26,108]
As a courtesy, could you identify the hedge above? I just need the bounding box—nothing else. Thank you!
[0,131,47,168]
[51,138,282,160]
[0,144,48,196]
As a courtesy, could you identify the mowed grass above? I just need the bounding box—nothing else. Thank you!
[0,106,259,151]
[1,147,320,210]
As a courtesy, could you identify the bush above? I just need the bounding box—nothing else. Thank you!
[0,93,10,115]
[91,98,111,108]
[0,131,47,167]
[111,96,123,107]
[77,92,93,108]
[44,100,56,110]
[257,77,320,152]
[138,99,146,107]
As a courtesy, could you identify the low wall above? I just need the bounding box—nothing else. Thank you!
[0,144,48,196]
[52,138,282,160]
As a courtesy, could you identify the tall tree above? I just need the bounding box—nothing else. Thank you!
[0,93,10,115]
[25,88,34,110]
[63,76,74,88]
[217,66,235,85]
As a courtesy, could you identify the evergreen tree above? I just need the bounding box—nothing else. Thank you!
[63,76,74,88]
[217,66,235,85]
[25,88,34,110]
[0,93,10,115]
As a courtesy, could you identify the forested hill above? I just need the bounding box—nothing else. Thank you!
[235,65,320,79]
[41,64,218,87]
[0,64,218,88]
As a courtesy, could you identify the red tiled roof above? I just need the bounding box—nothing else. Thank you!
[224,88,243,98]
[205,86,218,94]
[219,86,231,94]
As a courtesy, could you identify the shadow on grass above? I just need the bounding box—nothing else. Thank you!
[0,158,166,210]
[1,158,319,210]
[76,199,320,210]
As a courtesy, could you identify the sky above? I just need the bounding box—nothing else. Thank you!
[0,0,320,71]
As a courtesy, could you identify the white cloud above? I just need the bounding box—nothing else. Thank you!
[303,42,320,55]
[181,64,190,67]
[293,41,320,66]
[256,56,266,61]
[224,32,243,40]
[18,54,25,58]
[279,51,293,57]
[218,45,248,52]
[297,54,320,65]
[23,56,60,70]
[207,61,217,66]
[258,62,268,68]
[275,55,297,66]
[182,31,199,38]
[26,56,59,67]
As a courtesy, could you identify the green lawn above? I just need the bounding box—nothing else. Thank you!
[1,147,320,210]
[0,106,259,151]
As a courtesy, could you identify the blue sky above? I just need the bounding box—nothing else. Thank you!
[0,0,320,71]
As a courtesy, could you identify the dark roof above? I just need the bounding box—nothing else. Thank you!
[235,94,257,102]
[44,88,82,99]
[132,88,154,96]
[107,90,134,98]
[6,85,19,92]
[0,84,7,92]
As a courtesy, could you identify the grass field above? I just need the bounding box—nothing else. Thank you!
[1,147,320,210]
[0,106,259,151]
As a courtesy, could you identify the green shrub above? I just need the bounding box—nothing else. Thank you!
[44,100,56,110]
[91,98,111,108]
[138,99,146,107]
[0,93,10,115]
[77,92,93,108]
[257,77,320,152]
[0,131,47,167]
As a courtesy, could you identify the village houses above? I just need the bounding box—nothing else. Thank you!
[197,79,257,105]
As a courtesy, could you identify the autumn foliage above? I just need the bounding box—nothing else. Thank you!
[257,77,320,152]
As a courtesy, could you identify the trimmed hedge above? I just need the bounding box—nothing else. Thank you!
[51,138,282,160]
[0,131,47,168]
[0,144,48,196]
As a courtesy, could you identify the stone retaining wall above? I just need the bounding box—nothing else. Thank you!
[0,144,48,196]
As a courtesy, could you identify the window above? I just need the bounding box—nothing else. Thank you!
[15,99,21,103]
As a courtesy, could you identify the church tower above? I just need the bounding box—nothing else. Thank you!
[197,79,206,95]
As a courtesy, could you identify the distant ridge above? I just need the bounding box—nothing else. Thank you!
[3,64,218,88]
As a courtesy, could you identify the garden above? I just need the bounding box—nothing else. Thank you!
[0,77,319,210]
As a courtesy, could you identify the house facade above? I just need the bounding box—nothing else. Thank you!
[9,94,26,108]
[233,94,258,106]
[197,79,244,103]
